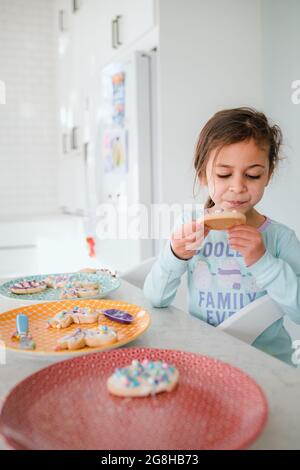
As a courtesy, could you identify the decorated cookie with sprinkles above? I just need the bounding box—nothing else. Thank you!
[10,280,47,295]
[107,359,179,397]
[84,325,117,348]
[76,287,99,298]
[55,328,86,351]
[72,280,99,290]
[47,310,74,329]
[43,275,70,289]
[48,306,100,329]
[60,287,79,299]
[55,325,117,351]
[60,282,99,299]
[71,306,100,324]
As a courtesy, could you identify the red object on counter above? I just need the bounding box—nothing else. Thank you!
[86,237,96,257]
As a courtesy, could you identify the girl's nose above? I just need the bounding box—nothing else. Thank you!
[229,179,247,193]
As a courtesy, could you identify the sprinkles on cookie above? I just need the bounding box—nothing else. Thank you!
[107,359,179,397]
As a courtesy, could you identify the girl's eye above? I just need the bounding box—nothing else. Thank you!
[216,174,261,180]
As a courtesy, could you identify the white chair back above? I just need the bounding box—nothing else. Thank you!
[217,294,284,343]
[122,257,157,289]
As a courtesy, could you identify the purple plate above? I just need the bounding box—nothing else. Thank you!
[102,309,134,324]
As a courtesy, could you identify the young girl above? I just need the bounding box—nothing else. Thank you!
[144,107,300,366]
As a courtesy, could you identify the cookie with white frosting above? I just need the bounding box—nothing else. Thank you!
[10,280,47,295]
[55,325,117,351]
[71,306,100,324]
[48,306,100,329]
[107,359,179,397]
[47,310,74,329]
[43,275,70,289]
[76,287,99,298]
[84,325,117,347]
[55,328,86,351]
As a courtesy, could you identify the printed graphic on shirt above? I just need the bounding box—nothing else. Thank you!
[192,240,263,326]
[193,260,212,290]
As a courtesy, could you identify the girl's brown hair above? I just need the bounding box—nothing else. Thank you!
[193,107,283,208]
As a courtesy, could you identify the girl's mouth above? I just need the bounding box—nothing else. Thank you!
[226,200,248,207]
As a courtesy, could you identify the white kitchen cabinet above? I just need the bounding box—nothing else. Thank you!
[109,0,157,54]
[54,0,157,216]
[55,0,88,214]
[82,0,157,65]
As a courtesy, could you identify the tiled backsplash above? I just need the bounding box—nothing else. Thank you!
[0,0,59,217]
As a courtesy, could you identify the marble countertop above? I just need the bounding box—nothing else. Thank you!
[0,279,299,450]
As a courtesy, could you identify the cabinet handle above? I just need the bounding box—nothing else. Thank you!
[59,10,65,32]
[112,19,117,49]
[116,15,122,46]
[73,0,80,13]
[84,142,89,162]
[71,127,79,150]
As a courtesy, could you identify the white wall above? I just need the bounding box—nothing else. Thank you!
[0,0,59,217]
[157,0,263,207]
[259,0,300,343]
[259,0,300,238]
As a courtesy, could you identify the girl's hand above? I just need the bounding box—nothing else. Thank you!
[227,224,266,267]
[171,220,210,260]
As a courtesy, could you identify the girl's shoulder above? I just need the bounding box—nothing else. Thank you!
[261,217,295,235]
[260,217,299,249]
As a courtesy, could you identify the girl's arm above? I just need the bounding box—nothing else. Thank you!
[248,229,300,324]
[143,242,188,308]
[144,214,207,308]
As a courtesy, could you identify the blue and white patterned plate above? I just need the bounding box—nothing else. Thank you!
[0,272,121,301]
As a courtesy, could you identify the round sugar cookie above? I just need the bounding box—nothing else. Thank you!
[60,288,78,299]
[76,287,99,298]
[79,268,98,274]
[107,359,179,398]
[84,326,117,348]
[71,307,99,324]
[203,210,246,230]
[43,275,69,289]
[72,281,99,290]
[10,281,47,295]
[47,310,74,329]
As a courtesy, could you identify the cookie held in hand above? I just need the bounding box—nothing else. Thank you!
[203,210,246,230]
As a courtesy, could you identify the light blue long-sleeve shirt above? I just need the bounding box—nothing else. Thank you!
[144,213,300,365]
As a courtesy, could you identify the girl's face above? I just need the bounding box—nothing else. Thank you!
[202,138,270,214]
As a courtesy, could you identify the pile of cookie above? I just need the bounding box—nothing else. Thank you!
[9,273,102,299]
[48,306,118,351]
[48,306,135,351]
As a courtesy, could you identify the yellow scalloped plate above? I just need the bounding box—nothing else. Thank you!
[0,299,151,357]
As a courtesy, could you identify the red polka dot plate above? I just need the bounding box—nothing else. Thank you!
[0,348,268,450]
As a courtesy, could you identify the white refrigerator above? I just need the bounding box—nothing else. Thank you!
[93,50,158,272]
